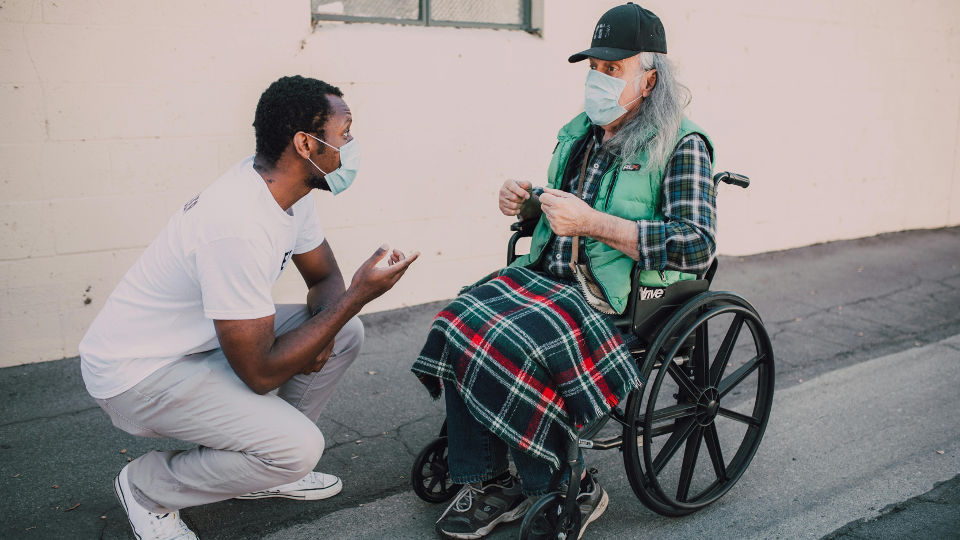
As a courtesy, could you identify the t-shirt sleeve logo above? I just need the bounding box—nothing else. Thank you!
[280,250,293,272]
[183,194,200,213]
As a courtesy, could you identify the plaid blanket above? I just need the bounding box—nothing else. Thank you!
[412,267,643,468]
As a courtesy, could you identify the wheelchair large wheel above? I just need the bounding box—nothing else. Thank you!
[411,437,462,503]
[518,492,581,540]
[623,292,775,516]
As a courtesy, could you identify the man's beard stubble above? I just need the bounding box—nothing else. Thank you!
[306,170,332,192]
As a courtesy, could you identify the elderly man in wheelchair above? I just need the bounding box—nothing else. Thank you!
[411,4,775,540]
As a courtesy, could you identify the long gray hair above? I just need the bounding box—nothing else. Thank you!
[606,52,691,175]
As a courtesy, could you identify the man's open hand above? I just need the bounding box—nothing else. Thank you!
[499,179,532,217]
[348,245,420,306]
[539,188,596,237]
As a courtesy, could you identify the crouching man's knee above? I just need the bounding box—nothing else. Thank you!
[272,425,325,482]
[294,428,325,477]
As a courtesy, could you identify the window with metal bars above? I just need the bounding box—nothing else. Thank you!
[312,0,536,32]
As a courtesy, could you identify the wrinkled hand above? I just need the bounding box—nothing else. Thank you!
[539,188,595,237]
[302,337,335,375]
[349,245,420,306]
[499,179,532,217]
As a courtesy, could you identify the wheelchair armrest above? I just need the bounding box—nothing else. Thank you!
[713,171,750,188]
[629,279,710,341]
[510,217,540,237]
[701,258,719,286]
[506,217,540,265]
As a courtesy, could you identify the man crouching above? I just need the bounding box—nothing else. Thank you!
[80,76,418,540]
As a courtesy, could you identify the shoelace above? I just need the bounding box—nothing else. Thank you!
[437,479,516,523]
[453,484,485,513]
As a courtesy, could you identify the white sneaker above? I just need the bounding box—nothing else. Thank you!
[114,464,198,540]
[235,471,343,501]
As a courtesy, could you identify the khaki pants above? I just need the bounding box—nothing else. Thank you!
[95,305,364,513]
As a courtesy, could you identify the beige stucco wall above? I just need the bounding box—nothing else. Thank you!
[1,0,959,367]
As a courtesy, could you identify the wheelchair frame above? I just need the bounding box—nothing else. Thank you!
[411,171,775,539]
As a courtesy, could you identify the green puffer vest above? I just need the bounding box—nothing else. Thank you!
[510,112,714,314]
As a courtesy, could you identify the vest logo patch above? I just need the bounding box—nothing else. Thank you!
[622,164,641,171]
[183,194,200,212]
[638,287,665,301]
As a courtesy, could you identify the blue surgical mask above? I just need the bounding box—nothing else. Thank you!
[584,68,645,126]
[305,134,360,195]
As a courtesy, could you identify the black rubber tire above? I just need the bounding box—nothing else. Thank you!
[411,437,461,503]
[622,291,775,516]
[518,492,582,540]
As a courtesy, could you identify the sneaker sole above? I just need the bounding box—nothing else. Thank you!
[114,470,143,540]
[578,489,609,540]
[437,497,533,540]
[234,478,343,501]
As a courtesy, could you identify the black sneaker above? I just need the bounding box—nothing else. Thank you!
[576,469,609,539]
[435,474,532,539]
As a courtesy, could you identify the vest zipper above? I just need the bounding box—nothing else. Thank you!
[603,163,622,212]
[587,159,621,312]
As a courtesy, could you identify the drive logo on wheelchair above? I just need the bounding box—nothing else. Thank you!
[638,287,665,301]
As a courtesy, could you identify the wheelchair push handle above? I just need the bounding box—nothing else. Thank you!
[713,171,750,188]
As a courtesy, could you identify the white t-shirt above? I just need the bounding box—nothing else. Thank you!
[79,156,324,399]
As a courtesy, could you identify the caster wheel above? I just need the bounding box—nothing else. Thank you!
[519,492,582,540]
[411,437,461,503]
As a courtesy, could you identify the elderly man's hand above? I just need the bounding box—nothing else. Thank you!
[499,180,532,217]
[540,188,596,237]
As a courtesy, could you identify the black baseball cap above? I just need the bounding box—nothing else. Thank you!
[568,2,667,63]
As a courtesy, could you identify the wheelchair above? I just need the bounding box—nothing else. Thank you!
[411,172,775,539]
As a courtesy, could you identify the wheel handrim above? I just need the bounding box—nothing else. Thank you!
[639,301,775,510]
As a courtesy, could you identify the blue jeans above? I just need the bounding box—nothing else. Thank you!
[444,385,581,497]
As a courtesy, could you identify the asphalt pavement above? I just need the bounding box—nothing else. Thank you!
[1,226,958,540]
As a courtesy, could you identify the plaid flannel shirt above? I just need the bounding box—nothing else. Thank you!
[543,127,612,281]
[542,129,716,280]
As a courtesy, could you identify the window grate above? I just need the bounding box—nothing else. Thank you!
[312,0,534,31]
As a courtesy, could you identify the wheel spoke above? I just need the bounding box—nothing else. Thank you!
[427,475,441,492]
[653,418,697,474]
[710,314,744,386]
[703,423,727,480]
[717,354,764,398]
[694,317,710,387]
[717,407,760,426]
[676,426,704,502]
[667,361,700,398]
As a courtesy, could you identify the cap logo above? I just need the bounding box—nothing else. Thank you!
[594,23,611,40]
